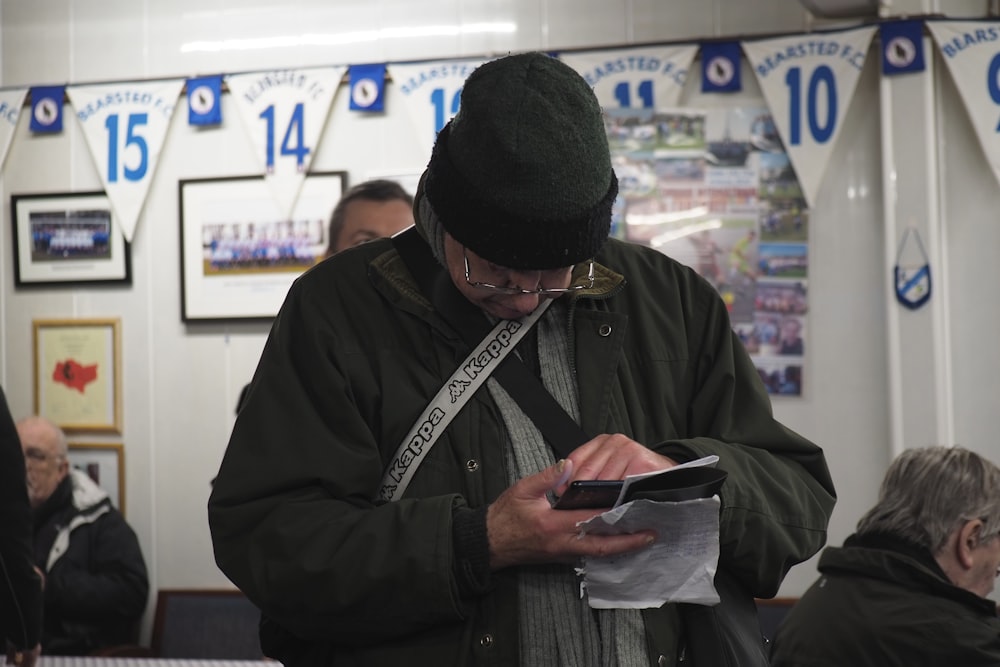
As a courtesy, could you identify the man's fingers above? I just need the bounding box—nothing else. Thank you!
[567,530,657,559]
[518,459,574,498]
[551,459,573,494]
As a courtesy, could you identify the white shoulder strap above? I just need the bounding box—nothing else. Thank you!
[378,300,552,502]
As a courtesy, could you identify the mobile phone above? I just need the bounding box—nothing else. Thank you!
[552,479,623,510]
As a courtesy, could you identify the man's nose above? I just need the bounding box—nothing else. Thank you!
[505,269,542,292]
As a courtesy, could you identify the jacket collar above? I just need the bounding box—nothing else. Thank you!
[369,239,625,313]
[821,532,998,616]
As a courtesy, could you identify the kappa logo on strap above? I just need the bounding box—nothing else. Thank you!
[385,407,446,484]
[462,320,521,380]
[447,319,521,402]
[448,378,471,402]
[379,298,552,502]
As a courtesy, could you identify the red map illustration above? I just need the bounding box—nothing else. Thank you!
[52,360,98,393]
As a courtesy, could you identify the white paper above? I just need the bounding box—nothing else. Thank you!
[578,496,721,609]
[577,455,722,610]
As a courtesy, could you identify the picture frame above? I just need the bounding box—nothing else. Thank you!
[11,191,132,287]
[178,171,347,322]
[33,318,122,433]
[67,442,125,515]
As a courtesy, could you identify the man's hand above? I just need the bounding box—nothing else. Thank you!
[486,459,656,570]
[565,433,677,486]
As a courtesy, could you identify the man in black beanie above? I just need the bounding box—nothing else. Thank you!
[210,52,835,667]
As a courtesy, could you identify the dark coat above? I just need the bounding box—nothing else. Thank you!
[209,236,836,666]
[0,387,43,651]
[770,533,1000,666]
[33,470,149,655]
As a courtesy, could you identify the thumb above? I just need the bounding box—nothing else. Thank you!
[521,458,574,498]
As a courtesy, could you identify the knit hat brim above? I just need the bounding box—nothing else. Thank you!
[420,52,618,271]
[424,123,617,270]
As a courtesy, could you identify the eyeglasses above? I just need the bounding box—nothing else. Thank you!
[463,248,595,296]
[24,447,63,465]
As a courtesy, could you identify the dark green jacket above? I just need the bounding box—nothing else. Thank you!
[0,386,42,653]
[770,534,1000,667]
[208,236,835,666]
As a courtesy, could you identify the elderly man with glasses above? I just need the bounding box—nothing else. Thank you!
[770,446,1000,666]
[16,416,148,656]
[210,52,835,667]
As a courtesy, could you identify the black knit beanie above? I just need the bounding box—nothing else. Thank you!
[421,52,618,270]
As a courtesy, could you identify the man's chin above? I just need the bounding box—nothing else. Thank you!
[485,305,535,321]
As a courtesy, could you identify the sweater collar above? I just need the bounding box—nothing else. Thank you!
[828,531,998,616]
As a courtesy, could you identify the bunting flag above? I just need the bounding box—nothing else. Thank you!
[701,42,743,93]
[560,45,698,110]
[387,59,487,158]
[349,64,386,112]
[30,85,65,133]
[67,79,185,242]
[894,227,931,310]
[926,21,1000,188]
[742,27,876,207]
[187,75,223,125]
[0,89,27,168]
[880,20,926,75]
[227,67,345,218]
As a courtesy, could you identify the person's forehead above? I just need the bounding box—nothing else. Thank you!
[17,421,59,451]
[343,198,412,224]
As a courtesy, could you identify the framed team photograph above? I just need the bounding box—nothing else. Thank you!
[33,318,122,433]
[178,171,347,322]
[67,442,125,515]
[11,191,132,287]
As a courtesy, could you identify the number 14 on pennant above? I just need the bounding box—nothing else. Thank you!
[259,102,309,173]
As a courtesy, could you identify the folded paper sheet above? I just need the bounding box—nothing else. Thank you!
[576,495,721,609]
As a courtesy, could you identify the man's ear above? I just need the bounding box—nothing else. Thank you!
[957,519,985,569]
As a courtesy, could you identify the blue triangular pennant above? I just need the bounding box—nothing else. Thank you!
[29,85,65,133]
[880,20,926,75]
[700,42,742,93]
[349,64,386,112]
[187,75,223,126]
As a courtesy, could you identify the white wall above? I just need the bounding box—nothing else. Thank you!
[2,0,998,645]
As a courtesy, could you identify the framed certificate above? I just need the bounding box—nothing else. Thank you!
[32,318,122,433]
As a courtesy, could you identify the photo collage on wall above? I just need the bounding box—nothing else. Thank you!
[606,106,808,396]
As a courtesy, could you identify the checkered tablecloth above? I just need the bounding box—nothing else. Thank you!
[39,659,278,667]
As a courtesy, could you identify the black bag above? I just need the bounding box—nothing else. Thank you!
[624,466,728,503]
[678,570,768,666]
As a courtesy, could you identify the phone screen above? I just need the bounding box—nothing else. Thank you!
[552,480,623,510]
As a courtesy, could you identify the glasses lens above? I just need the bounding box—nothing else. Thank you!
[464,250,593,296]
[24,448,60,465]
